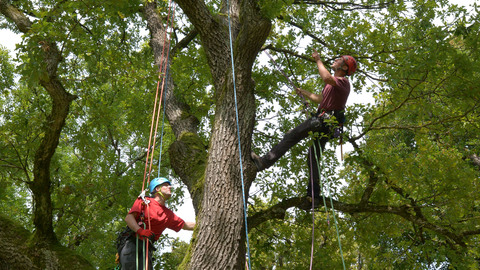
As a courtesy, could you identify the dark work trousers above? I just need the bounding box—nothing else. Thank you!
[259,114,332,198]
[120,237,154,270]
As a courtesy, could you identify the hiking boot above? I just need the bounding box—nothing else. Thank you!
[250,152,266,171]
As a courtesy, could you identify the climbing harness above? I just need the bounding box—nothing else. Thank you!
[227,0,252,268]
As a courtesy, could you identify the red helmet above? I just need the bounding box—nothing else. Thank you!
[341,55,357,76]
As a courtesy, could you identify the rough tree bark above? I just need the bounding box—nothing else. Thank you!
[143,0,271,268]
[0,213,92,269]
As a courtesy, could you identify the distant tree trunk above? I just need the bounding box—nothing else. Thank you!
[0,0,76,245]
[144,0,271,268]
[29,45,77,243]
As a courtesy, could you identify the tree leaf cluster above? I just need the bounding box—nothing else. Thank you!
[1,0,480,268]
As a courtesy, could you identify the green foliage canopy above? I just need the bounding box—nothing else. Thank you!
[1,0,479,268]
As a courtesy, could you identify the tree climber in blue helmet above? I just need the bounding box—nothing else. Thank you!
[252,49,357,206]
[118,177,195,270]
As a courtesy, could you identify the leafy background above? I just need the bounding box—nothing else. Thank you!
[1,0,479,268]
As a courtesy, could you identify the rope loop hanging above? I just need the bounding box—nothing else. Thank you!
[311,140,346,270]
[142,1,176,192]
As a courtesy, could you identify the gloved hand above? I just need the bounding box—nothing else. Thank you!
[136,228,155,241]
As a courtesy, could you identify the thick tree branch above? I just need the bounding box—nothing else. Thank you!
[2,0,77,245]
[462,229,480,237]
[236,1,271,72]
[248,197,307,229]
[249,195,471,247]
[173,0,217,38]
[292,0,395,11]
[174,0,229,85]
[470,154,480,169]
[171,28,198,57]
[0,0,32,32]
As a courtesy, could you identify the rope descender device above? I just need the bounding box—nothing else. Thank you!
[138,189,151,206]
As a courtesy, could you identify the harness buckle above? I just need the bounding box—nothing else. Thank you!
[138,189,150,205]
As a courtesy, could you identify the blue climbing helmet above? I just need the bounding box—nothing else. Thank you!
[149,177,171,194]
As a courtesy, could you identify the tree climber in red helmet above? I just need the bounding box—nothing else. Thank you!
[252,49,357,205]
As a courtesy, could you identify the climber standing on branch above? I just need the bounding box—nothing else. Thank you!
[252,49,357,203]
[119,177,195,269]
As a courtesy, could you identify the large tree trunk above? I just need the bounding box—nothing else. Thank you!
[144,0,271,268]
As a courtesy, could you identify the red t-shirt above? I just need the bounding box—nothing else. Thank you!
[129,198,185,241]
[318,76,350,111]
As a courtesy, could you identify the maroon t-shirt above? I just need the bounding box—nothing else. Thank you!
[129,198,185,241]
[318,76,350,111]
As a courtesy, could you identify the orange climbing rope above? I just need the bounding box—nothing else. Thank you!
[138,1,176,269]
[142,2,175,193]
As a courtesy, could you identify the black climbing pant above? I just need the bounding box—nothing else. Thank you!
[119,237,154,270]
[259,111,343,198]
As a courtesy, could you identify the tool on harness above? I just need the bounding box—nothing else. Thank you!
[116,225,134,255]
[114,222,158,267]
[312,110,345,125]
[138,189,151,205]
[312,110,346,160]
[115,222,155,252]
